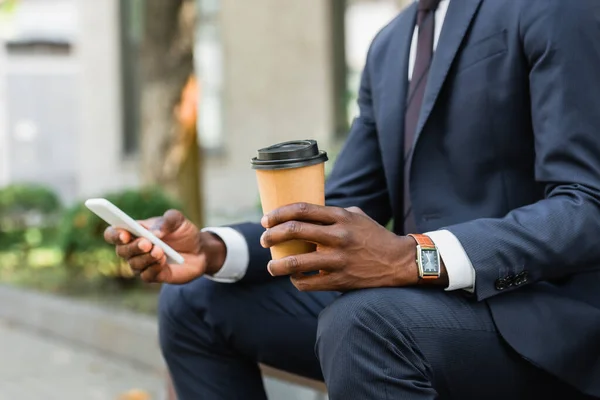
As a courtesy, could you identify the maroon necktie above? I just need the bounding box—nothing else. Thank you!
[403,0,441,234]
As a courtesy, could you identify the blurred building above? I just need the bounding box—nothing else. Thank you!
[0,0,409,223]
[0,0,137,203]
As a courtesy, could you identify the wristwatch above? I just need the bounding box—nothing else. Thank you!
[407,234,441,280]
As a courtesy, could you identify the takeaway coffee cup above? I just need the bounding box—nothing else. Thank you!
[251,140,328,260]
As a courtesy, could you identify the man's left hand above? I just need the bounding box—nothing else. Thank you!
[260,203,423,292]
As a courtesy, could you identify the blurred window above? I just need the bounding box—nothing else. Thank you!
[332,0,349,139]
[1,0,79,200]
[5,40,71,56]
[196,0,224,150]
[119,0,143,155]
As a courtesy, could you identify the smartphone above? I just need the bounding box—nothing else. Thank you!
[85,198,185,265]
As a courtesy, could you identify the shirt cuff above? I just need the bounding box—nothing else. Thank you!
[424,230,475,293]
[201,227,249,283]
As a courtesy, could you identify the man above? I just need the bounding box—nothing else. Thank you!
[105,0,600,398]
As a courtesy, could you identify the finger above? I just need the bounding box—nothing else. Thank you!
[290,271,338,292]
[150,245,165,260]
[128,251,160,272]
[104,227,132,245]
[261,221,337,248]
[267,252,341,277]
[262,203,349,228]
[345,206,367,216]
[140,262,165,282]
[115,238,152,260]
[143,210,186,238]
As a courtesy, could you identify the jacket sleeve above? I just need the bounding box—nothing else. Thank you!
[445,1,600,301]
[230,38,392,284]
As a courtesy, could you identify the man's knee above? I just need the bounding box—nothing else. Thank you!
[158,278,223,356]
[316,288,430,356]
[317,290,371,339]
[159,283,190,356]
[315,288,418,392]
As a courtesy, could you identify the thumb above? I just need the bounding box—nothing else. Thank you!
[139,210,186,239]
[156,209,187,236]
[139,217,162,235]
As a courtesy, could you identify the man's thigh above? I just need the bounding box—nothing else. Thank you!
[317,287,587,399]
[159,276,339,380]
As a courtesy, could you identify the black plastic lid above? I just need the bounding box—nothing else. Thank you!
[251,140,328,170]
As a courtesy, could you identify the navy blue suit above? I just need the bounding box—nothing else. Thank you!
[159,1,600,398]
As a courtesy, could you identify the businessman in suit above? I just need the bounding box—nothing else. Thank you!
[105,0,600,398]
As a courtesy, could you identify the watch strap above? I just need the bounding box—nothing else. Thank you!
[407,234,435,248]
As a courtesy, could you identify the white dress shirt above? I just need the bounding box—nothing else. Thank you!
[205,0,476,292]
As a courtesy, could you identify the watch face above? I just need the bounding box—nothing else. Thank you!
[420,249,440,275]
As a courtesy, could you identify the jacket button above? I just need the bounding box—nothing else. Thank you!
[514,271,529,286]
[495,278,507,290]
[504,275,515,287]
[514,277,523,286]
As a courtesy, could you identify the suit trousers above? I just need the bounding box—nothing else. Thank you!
[158,277,593,399]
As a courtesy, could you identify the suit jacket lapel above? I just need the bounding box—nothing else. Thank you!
[412,0,483,148]
[377,4,416,215]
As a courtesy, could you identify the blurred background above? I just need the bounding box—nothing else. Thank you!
[0,0,410,398]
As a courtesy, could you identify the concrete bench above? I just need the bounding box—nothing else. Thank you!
[166,365,327,399]
[260,364,327,393]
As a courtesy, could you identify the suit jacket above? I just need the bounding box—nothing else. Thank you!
[232,0,600,395]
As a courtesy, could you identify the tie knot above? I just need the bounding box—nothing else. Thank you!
[418,0,441,11]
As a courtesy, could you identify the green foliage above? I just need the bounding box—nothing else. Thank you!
[0,185,182,296]
[0,184,62,228]
[58,186,182,279]
[386,219,395,232]
[0,183,61,214]
[0,0,19,15]
[0,226,58,249]
[0,184,62,252]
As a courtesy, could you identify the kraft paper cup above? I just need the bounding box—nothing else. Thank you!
[251,140,328,260]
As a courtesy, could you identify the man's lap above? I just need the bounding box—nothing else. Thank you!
[317,288,588,399]
[158,277,494,381]
[158,277,586,398]
[159,276,338,380]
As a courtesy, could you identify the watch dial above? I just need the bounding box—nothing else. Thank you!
[421,250,439,274]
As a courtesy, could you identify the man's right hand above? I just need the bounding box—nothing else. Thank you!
[103,210,226,284]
